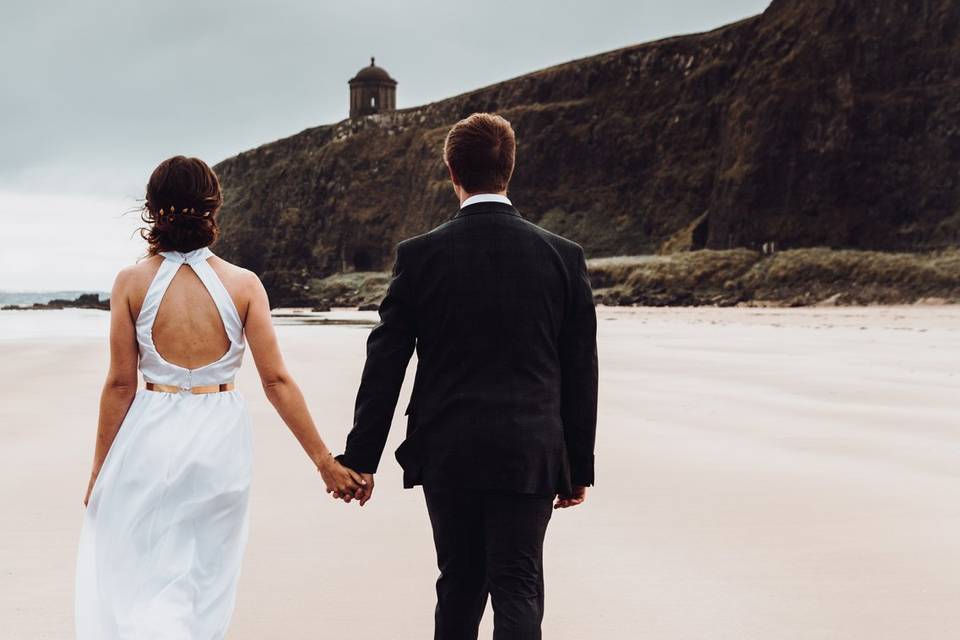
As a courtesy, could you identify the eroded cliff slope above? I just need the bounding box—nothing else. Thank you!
[214,0,960,305]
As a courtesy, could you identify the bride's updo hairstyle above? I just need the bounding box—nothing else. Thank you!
[141,156,223,255]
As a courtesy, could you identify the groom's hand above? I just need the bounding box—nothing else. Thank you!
[356,473,375,507]
[554,486,587,509]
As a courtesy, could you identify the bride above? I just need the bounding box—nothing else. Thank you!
[75,156,364,638]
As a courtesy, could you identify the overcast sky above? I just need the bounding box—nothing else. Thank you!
[0,0,770,291]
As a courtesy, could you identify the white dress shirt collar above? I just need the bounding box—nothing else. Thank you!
[461,193,513,209]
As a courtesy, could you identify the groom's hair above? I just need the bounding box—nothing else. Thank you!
[444,113,516,194]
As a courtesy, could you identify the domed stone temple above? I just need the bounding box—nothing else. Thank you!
[348,57,397,118]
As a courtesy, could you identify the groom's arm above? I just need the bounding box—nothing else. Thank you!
[337,243,417,474]
[560,247,599,487]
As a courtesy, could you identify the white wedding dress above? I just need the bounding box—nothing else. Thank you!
[76,248,253,639]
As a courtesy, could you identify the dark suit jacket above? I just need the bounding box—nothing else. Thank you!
[337,200,598,495]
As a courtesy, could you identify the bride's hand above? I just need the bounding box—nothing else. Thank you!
[317,456,366,503]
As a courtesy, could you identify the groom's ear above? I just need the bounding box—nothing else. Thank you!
[446,163,461,188]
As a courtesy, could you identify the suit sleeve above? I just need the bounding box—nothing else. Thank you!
[560,247,598,487]
[337,244,416,473]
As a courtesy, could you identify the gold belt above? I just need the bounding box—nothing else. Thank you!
[145,382,235,394]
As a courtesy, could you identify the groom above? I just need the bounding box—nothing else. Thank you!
[336,112,598,639]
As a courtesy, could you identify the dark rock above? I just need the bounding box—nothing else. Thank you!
[704,0,960,253]
[14,293,111,311]
[358,302,380,311]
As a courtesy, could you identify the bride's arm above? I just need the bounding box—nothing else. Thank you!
[243,274,366,500]
[84,269,139,506]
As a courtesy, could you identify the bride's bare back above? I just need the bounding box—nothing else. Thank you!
[125,255,252,369]
[153,261,231,369]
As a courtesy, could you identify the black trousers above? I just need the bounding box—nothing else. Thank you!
[423,488,554,640]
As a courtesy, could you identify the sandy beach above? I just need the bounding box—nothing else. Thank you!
[2,305,959,639]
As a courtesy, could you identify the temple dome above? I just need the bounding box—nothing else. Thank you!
[351,57,396,85]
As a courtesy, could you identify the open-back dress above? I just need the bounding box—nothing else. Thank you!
[76,247,253,639]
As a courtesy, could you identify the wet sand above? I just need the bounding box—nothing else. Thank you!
[1,305,959,639]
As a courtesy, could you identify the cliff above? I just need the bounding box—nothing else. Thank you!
[213,0,960,306]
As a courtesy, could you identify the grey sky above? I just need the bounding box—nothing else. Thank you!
[0,0,770,290]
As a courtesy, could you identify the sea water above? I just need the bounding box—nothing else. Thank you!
[0,309,110,340]
[0,308,379,341]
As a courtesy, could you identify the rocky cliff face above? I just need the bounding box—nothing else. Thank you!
[705,0,960,251]
[213,0,960,305]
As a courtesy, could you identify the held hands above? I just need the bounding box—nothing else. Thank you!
[554,485,587,509]
[330,470,374,507]
[317,455,367,503]
[329,472,374,507]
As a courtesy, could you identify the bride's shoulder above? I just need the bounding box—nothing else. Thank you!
[113,256,163,293]
[208,256,262,295]
[209,256,256,280]
[109,257,163,315]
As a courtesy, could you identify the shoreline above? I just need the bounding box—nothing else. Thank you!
[2,305,957,344]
